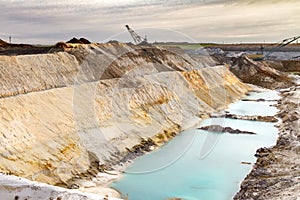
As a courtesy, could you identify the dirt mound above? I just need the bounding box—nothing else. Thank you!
[54,42,69,48]
[266,60,300,75]
[230,55,294,89]
[0,39,8,47]
[66,37,91,44]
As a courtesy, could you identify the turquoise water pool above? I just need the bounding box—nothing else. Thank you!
[111,91,279,200]
[226,90,279,117]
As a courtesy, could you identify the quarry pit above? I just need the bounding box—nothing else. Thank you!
[0,40,299,200]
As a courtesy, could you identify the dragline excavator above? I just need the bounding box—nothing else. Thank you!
[264,36,300,59]
[125,25,148,45]
[249,35,300,60]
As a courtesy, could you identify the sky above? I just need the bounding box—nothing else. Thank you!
[0,0,299,44]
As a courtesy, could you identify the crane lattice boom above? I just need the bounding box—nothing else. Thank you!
[125,25,147,45]
[265,35,300,59]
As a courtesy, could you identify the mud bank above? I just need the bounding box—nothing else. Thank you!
[234,85,300,199]
[198,125,257,135]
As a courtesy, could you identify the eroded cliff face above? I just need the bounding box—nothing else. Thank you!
[0,87,90,184]
[0,42,250,185]
[0,52,78,98]
[0,42,207,98]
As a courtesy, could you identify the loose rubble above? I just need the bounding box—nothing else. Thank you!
[234,86,300,200]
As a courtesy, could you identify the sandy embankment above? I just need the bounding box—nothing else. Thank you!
[0,42,250,199]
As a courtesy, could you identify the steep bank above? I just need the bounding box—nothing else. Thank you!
[222,55,294,89]
[187,47,296,90]
[234,86,300,199]
[0,43,250,189]
[0,42,204,98]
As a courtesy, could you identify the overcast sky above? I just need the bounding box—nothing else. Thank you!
[0,0,299,44]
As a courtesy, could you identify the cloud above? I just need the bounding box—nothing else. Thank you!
[0,0,299,44]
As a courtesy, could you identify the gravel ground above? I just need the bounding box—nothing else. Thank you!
[234,85,300,200]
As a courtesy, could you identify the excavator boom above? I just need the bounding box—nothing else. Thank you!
[265,36,300,59]
[125,25,147,45]
[250,35,299,60]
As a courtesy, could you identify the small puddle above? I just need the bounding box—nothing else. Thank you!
[111,90,279,200]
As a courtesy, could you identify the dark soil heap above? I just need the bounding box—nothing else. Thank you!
[66,37,91,44]
[198,125,256,134]
[229,55,294,89]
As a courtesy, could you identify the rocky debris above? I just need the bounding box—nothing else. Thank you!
[67,37,91,44]
[129,138,158,154]
[265,60,300,74]
[210,52,296,89]
[234,86,300,200]
[229,55,294,89]
[119,138,158,164]
[65,152,110,189]
[241,162,252,165]
[242,98,275,102]
[210,113,279,123]
[198,125,256,135]
[186,47,224,55]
